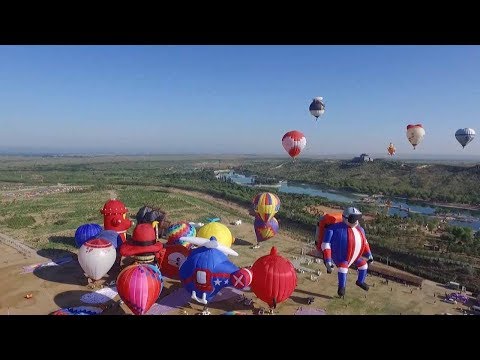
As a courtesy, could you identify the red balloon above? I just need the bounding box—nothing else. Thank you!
[230,268,253,289]
[117,264,163,315]
[250,247,297,308]
[282,130,306,159]
[160,244,190,280]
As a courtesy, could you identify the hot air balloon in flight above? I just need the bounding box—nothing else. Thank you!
[309,97,325,121]
[117,264,163,315]
[282,130,306,159]
[387,142,396,156]
[252,192,281,223]
[78,239,117,281]
[254,216,279,244]
[406,124,425,149]
[250,247,297,309]
[455,128,476,148]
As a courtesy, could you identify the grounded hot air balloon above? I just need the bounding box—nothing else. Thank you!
[117,264,163,315]
[455,128,476,148]
[78,239,116,281]
[250,247,297,309]
[282,130,306,159]
[178,236,251,310]
[309,96,325,120]
[74,223,102,248]
[254,216,279,245]
[252,192,281,223]
[160,243,190,280]
[196,222,234,248]
[387,142,396,156]
[94,229,122,249]
[166,222,196,248]
[406,124,425,149]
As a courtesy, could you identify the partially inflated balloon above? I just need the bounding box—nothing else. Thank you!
[117,264,163,315]
[252,192,280,223]
[406,124,425,149]
[282,130,306,159]
[455,128,475,148]
[254,216,279,243]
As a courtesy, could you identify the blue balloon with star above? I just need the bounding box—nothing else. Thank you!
[179,238,239,304]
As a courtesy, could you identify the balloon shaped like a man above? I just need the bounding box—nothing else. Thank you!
[320,207,373,297]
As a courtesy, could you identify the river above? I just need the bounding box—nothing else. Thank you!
[220,171,480,230]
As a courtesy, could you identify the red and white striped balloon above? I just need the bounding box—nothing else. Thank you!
[282,130,306,159]
[78,239,116,281]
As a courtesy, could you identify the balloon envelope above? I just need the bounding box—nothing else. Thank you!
[254,216,279,242]
[166,222,196,247]
[252,192,281,223]
[160,244,190,280]
[78,239,116,280]
[282,131,306,159]
[455,128,475,148]
[387,142,396,156]
[250,247,297,308]
[309,97,325,119]
[196,222,234,248]
[117,264,163,315]
[94,229,122,249]
[406,124,425,149]
[75,223,102,248]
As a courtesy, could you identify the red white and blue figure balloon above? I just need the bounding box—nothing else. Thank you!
[78,238,116,281]
[75,223,102,248]
[320,207,373,297]
[117,264,163,315]
[178,236,252,305]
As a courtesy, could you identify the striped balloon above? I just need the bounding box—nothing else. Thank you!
[166,222,196,247]
[117,264,163,315]
[254,216,279,243]
[252,192,281,223]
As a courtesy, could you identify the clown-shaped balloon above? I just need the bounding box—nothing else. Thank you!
[254,216,279,244]
[117,264,163,315]
[160,243,190,280]
[252,192,281,223]
[166,222,196,248]
[178,236,251,304]
[78,239,116,281]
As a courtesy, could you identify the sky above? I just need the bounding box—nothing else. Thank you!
[1,45,480,157]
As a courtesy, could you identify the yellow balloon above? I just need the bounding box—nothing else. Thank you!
[197,222,234,248]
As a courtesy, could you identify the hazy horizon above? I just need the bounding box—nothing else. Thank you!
[1,45,480,156]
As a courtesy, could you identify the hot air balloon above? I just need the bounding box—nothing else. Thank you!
[309,96,325,120]
[178,236,251,314]
[455,128,476,148]
[196,222,234,248]
[387,142,396,156]
[117,264,163,315]
[160,243,190,280]
[250,247,297,309]
[406,124,425,149]
[252,192,281,223]
[166,222,196,248]
[78,239,117,281]
[254,216,279,244]
[94,229,122,249]
[74,223,102,248]
[282,130,306,159]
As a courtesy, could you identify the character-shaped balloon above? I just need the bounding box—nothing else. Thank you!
[309,96,325,120]
[117,264,163,315]
[387,142,396,156]
[282,130,306,159]
[160,243,190,280]
[100,199,133,244]
[78,239,116,281]
[178,236,251,305]
[75,223,102,248]
[320,207,374,297]
[406,124,425,149]
[196,222,234,248]
[455,128,475,148]
[250,247,297,309]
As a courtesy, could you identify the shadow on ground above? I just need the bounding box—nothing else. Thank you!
[48,235,76,248]
[233,238,253,246]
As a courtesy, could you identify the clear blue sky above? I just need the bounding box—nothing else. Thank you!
[1,45,480,157]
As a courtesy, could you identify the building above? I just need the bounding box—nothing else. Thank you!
[352,153,374,162]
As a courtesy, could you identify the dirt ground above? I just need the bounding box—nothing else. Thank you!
[0,186,476,315]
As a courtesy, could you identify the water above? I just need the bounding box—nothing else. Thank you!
[221,171,480,230]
